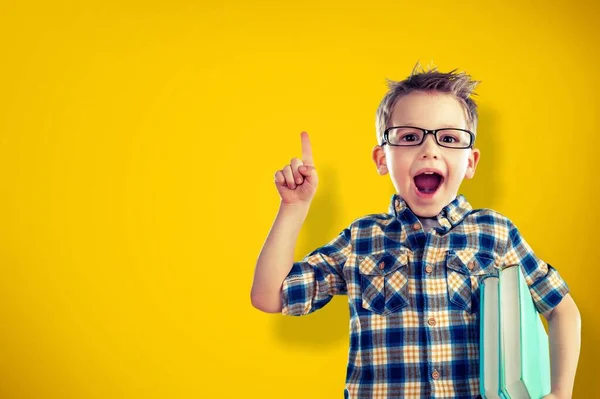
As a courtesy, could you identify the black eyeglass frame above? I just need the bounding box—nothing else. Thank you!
[381,126,475,149]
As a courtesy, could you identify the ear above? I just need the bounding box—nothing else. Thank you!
[464,148,480,179]
[372,145,388,175]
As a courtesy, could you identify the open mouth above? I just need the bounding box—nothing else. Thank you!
[414,172,444,195]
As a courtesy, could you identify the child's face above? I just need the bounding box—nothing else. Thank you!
[372,91,480,217]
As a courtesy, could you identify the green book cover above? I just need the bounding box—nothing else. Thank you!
[518,265,551,398]
[483,265,551,399]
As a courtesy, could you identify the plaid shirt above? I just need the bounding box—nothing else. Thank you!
[281,194,569,399]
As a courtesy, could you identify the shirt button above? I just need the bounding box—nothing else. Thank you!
[432,369,440,379]
[425,265,433,274]
[379,262,385,270]
[450,214,458,222]
[412,223,421,230]
[467,261,475,270]
[427,317,436,326]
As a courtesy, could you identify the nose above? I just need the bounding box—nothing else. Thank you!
[418,133,440,159]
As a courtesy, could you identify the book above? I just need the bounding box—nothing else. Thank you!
[480,275,501,399]
[480,265,551,399]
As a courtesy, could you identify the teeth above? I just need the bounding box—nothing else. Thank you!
[424,172,434,174]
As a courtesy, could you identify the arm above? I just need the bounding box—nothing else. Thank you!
[251,131,318,313]
[542,293,582,399]
[250,202,310,313]
[502,218,578,398]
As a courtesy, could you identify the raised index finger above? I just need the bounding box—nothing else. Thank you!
[300,131,314,166]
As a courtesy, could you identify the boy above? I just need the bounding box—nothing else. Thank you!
[250,66,581,398]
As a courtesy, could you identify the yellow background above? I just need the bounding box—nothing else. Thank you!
[0,0,597,398]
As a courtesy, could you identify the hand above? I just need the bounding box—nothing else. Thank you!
[274,131,319,205]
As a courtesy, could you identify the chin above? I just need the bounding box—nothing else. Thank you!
[414,206,443,218]
[403,199,443,218]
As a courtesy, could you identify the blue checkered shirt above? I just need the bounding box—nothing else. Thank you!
[281,194,569,399]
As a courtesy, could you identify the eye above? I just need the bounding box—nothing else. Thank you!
[400,133,418,142]
[439,134,459,143]
[388,128,423,145]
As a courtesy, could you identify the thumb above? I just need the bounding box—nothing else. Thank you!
[298,165,317,177]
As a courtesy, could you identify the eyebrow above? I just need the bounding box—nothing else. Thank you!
[391,123,464,129]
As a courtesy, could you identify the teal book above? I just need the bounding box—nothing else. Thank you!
[480,265,551,399]
[480,275,501,399]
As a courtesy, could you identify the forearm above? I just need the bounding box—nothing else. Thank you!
[547,295,581,398]
[250,201,311,313]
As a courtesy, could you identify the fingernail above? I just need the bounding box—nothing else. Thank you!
[296,178,302,184]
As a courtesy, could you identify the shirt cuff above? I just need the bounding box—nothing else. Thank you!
[529,264,570,314]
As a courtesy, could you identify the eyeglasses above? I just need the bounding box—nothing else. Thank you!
[381,126,475,149]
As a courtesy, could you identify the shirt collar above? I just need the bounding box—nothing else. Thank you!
[388,193,473,229]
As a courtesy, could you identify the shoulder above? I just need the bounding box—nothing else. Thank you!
[342,212,397,240]
[463,208,522,246]
[349,212,396,229]
[465,207,513,228]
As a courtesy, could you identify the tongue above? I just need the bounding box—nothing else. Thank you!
[414,173,441,193]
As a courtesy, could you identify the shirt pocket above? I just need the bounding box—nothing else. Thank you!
[445,249,497,313]
[357,248,410,316]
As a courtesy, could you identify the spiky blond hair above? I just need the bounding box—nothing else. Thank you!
[375,63,480,144]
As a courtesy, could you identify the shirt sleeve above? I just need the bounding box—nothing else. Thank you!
[281,226,353,316]
[502,218,570,314]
